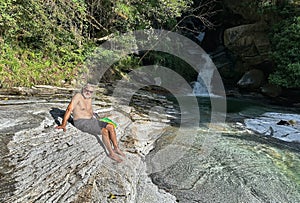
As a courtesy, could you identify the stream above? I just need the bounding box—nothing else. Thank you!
[0,87,299,202]
[145,95,300,202]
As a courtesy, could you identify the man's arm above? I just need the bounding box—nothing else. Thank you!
[55,94,78,132]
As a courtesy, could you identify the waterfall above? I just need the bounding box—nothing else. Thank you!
[192,54,214,96]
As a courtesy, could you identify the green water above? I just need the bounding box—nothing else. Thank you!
[146,96,300,202]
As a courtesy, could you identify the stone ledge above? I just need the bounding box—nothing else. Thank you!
[0,97,176,202]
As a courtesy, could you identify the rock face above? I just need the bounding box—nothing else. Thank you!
[217,1,281,94]
[0,89,176,202]
[222,0,262,23]
[224,22,271,68]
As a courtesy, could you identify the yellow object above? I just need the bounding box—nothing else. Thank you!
[108,193,116,199]
[100,117,117,128]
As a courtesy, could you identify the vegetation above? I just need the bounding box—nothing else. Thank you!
[0,0,89,87]
[269,16,300,88]
[242,0,300,88]
[267,3,300,88]
[0,0,218,87]
[1,0,298,89]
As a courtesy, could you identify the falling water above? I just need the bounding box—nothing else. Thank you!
[192,54,214,96]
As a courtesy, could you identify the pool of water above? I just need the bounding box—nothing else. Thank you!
[146,95,300,202]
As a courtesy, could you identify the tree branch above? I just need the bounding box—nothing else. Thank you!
[86,14,109,32]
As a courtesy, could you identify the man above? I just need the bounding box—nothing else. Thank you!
[56,84,125,163]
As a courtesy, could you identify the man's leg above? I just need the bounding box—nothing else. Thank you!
[101,127,122,162]
[106,124,125,157]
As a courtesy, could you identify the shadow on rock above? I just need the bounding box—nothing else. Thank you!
[49,107,74,126]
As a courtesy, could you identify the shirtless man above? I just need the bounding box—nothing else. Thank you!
[56,84,125,163]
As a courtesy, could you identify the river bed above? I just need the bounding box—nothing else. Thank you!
[146,96,300,202]
[0,90,299,202]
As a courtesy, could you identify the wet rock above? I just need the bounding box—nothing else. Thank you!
[146,125,300,203]
[244,112,300,143]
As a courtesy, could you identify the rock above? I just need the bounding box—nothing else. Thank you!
[0,93,176,202]
[130,71,156,85]
[260,83,282,97]
[121,120,168,156]
[294,103,300,108]
[277,119,297,126]
[224,22,271,66]
[237,69,265,89]
[146,119,300,203]
[226,89,242,97]
[244,112,300,143]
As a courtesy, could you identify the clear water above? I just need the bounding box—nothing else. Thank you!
[146,96,300,202]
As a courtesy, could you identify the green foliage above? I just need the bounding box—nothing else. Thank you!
[0,0,92,87]
[85,42,140,83]
[0,0,205,87]
[0,41,83,87]
[85,0,196,83]
[269,15,300,88]
[90,0,193,34]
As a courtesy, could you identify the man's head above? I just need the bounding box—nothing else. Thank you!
[81,83,95,99]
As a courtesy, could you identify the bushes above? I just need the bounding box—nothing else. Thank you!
[0,42,83,87]
[0,0,89,87]
[0,0,216,87]
[269,16,300,88]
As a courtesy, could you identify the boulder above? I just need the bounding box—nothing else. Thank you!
[245,112,300,143]
[224,22,271,67]
[260,83,282,97]
[237,69,265,89]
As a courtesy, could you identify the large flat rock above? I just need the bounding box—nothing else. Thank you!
[0,97,176,203]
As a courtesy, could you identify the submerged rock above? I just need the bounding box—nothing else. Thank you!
[260,83,282,97]
[146,124,300,203]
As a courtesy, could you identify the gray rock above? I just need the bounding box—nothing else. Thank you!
[146,123,300,203]
[0,96,176,202]
[224,22,270,63]
[245,112,300,143]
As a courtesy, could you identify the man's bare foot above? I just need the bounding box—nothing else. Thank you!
[114,148,126,157]
[108,153,123,163]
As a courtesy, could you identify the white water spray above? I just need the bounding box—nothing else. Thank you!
[192,54,215,96]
